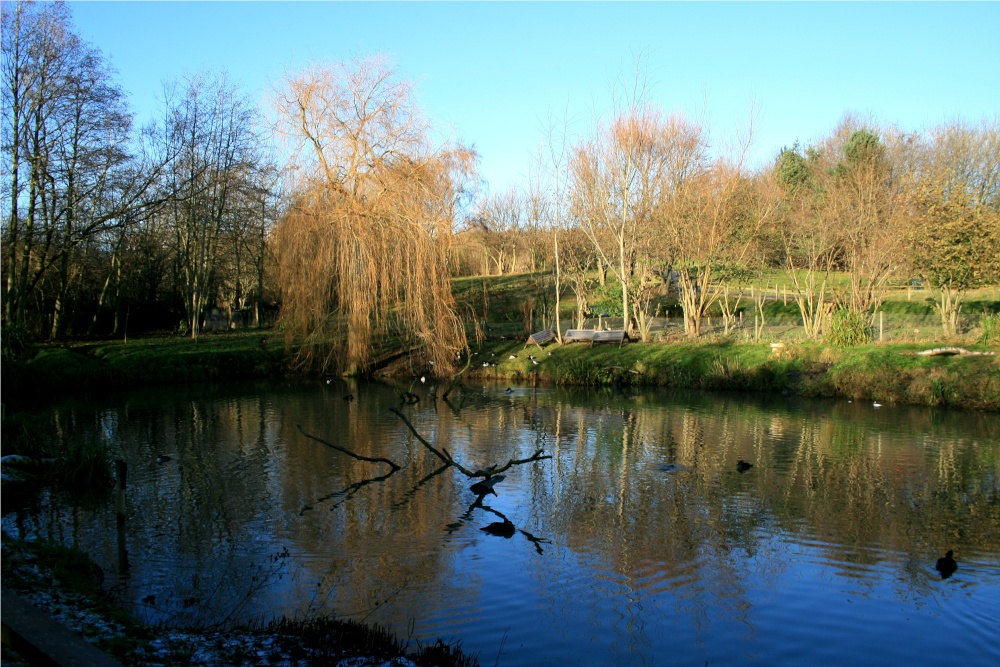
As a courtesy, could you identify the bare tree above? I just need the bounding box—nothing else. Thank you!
[272,55,476,375]
[155,72,266,339]
[570,106,684,336]
[823,119,909,321]
[773,143,838,339]
[2,0,161,337]
[469,187,524,275]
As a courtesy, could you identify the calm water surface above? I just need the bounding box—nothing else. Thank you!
[4,380,1000,666]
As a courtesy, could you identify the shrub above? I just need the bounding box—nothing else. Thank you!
[979,311,999,345]
[827,309,871,347]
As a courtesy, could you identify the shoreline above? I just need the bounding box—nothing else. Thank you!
[3,332,998,412]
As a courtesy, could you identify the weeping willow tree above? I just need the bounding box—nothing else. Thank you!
[272,56,476,376]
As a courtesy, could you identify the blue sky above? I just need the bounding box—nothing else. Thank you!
[69,1,1000,193]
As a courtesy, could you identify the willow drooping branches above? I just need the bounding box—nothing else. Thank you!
[272,55,476,376]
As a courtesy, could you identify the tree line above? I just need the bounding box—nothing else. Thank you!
[467,76,1000,344]
[3,1,280,347]
[4,2,998,375]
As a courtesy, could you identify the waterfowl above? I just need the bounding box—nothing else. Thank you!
[509,355,517,360]
[469,475,506,496]
[736,460,753,473]
[873,402,883,408]
[420,376,426,383]
[505,388,514,394]
[156,455,172,464]
[481,519,516,538]
[935,550,957,579]
[343,394,354,402]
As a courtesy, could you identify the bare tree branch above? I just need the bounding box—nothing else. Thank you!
[388,408,551,480]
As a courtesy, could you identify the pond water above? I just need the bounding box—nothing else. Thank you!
[4,380,1000,666]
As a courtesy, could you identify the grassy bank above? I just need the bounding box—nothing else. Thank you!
[2,331,287,408]
[4,329,998,413]
[3,271,998,411]
[461,337,1000,411]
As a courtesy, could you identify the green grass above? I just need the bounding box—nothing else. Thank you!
[469,336,1000,411]
[5,273,998,411]
[2,331,286,407]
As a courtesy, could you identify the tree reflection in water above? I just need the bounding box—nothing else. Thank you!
[4,380,999,666]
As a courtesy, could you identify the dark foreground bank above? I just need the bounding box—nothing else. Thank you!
[0,538,480,667]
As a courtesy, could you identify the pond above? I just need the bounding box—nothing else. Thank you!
[4,380,1000,666]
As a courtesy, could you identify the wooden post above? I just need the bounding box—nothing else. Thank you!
[879,311,884,342]
[115,460,130,575]
[115,460,127,523]
[783,285,787,306]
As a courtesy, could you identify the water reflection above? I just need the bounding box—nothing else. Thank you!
[4,381,999,666]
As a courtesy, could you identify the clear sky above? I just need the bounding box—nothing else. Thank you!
[69,1,1000,193]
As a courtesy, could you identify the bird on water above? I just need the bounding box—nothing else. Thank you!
[935,550,957,579]
[736,460,753,473]
[156,455,172,464]
[343,394,354,402]
[481,519,516,538]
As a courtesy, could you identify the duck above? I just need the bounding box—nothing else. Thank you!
[156,454,172,464]
[736,460,753,473]
[935,550,957,579]
[873,402,883,408]
[505,388,514,394]
[343,394,354,402]
[481,519,516,538]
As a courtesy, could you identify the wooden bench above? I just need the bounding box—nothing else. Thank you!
[525,329,555,349]
[591,330,630,345]
[1,587,125,667]
[563,329,597,343]
[564,329,630,346]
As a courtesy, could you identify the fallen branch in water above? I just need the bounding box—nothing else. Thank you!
[297,425,401,471]
[389,407,551,480]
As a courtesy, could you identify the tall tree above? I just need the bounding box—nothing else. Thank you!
[157,71,266,339]
[2,0,157,337]
[272,55,475,375]
[825,121,908,320]
[773,143,838,339]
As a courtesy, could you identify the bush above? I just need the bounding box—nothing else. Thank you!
[827,309,871,347]
[979,312,1000,345]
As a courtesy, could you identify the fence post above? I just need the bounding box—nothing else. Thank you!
[879,311,884,342]
[115,460,130,575]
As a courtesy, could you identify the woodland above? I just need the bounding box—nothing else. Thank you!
[4,2,999,378]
